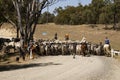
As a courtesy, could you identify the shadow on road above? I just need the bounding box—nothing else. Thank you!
[0,62,62,72]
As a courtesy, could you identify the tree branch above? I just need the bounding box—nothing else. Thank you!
[0,22,4,28]
[3,15,16,28]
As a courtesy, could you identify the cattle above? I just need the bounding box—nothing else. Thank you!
[0,38,11,51]
[76,43,81,55]
[68,43,74,55]
[4,39,21,53]
[111,49,120,58]
[39,43,46,56]
[87,42,93,55]
[61,43,70,55]
[1,36,120,62]
[91,42,104,56]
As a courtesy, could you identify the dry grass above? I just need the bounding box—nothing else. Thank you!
[35,23,120,50]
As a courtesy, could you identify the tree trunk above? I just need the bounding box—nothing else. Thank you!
[11,0,55,46]
[113,7,116,30]
[0,22,3,28]
[16,27,19,38]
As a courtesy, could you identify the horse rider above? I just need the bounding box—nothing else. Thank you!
[104,37,111,49]
[80,37,87,43]
[80,37,88,56]
[65,34,69,40]
[105,37,110,44]
[103,37,112,56]
[54,32,58,40]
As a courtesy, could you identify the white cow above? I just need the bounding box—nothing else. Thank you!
[111,49,120,58]
[76,44,81,55]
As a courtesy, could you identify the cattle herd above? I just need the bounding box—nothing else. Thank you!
[0,37,120,61]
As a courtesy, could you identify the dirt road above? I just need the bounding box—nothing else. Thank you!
[0,55,120,80]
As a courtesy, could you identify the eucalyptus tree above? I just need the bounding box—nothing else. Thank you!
[11,0,61,44]
[0,0,62,42]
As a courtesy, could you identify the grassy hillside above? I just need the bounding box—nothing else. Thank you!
[0,23,119,50]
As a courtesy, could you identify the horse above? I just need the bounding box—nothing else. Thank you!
[81,42,88,56]
[103,44,111,57]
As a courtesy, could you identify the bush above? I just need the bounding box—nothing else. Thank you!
[89,24,97,28]
[116,22,120,30]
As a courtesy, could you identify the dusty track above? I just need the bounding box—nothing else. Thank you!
[0,55,120,80]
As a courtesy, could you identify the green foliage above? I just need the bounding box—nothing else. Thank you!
[54,0,120,25]
[116,22,120,30]
[38,12,55,24]
[0,0,120,26]
[54,6,83,25]
[99,13,107,24]
[0,0,16,25]
[82,9,94,24]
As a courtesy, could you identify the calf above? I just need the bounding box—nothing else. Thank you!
[111,49,120,58]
